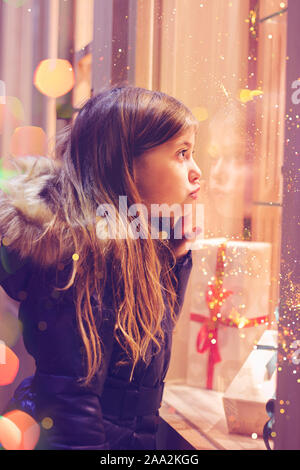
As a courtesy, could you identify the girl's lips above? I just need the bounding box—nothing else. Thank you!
[189,186,201,199]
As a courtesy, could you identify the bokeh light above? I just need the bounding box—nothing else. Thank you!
[2,410,40,450]
[0,97,25,135]
[0,164,17,191]
[0,344,19,385]
[0,415,22,450]
[10,126,48,157]
[0,309,22,348]
[239,88,263,103]
[41,416,53,430]
[192,106,209,122]
[34,59,75,98]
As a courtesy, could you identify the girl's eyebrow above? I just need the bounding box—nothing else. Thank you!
[175,141,193,148]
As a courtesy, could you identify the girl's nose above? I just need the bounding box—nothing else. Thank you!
[192,159,202,180]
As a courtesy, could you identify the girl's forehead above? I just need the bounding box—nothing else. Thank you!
[166,128,196,147]
[141,128,196,155]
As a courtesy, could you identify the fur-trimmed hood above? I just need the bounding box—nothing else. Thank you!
[0,155,75,267]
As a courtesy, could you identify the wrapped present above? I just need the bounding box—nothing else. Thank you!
[187,238,272,392]
[222,329,277,437]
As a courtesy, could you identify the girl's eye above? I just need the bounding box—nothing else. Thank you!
[179,150,187,160]
[178,149,193,161]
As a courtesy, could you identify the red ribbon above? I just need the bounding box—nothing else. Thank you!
[190,242,269,390]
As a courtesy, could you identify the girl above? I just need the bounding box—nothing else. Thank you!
[0,85,202,450]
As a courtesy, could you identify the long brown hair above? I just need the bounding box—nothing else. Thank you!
[47,85,199,386]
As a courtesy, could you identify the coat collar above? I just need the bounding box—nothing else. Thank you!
[0,155,73,268]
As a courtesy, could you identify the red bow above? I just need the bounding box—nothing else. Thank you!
[190,242,269,390]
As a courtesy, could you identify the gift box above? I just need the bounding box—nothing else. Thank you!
[186,238,272,392]
[222,329,277,437]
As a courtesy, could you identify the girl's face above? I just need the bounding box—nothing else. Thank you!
[208,139,246,196]
[208,126,252,217]
[133,127,202,222]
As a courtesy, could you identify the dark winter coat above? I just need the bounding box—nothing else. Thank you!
[0,156,193,450]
